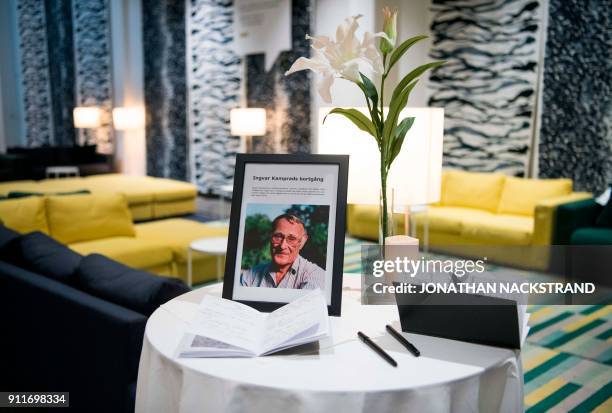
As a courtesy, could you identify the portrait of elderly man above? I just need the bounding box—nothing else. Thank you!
[241,213,325,289]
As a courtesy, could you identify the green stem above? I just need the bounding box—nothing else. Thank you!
[363,94,374,130]
[380,78,386,132]
[379,54,388,246]
[380,157,388,246]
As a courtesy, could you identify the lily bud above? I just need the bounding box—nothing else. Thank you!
[380,6,397,54]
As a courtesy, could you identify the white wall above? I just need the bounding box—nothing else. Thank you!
[311,0,378,152]
[384,0,431,108]
[110,0,146,175]
[311,0,431,151]
[0,0,25,150]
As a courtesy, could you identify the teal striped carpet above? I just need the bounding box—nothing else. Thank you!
[343,237,612,412]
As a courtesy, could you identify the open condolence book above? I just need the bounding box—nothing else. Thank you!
[178,289,330,357]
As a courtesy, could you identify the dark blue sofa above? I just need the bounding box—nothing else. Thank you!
[0,227,190,413]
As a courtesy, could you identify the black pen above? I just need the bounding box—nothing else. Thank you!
[357,331,397,367]
[386,325,421,357]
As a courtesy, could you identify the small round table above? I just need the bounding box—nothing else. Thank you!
[186,237,227,286]
[135,276,524,412]
[217,184,234,219]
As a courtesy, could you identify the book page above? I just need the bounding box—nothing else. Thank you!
[260,289,328,354]
[187,295,265,352]
[178,334,253,358]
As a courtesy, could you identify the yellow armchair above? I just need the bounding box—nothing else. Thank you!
[346,170,593,271]
[532,192,592,245]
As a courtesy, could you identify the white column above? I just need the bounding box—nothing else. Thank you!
[110,0,146,176]
[392,0,432,108]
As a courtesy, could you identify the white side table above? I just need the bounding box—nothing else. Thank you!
[409,204,430,252]
[186,237,228,286]
[217,184,234,219]
[45,166,80,179]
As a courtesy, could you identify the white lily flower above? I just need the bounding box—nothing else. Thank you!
[285,15,388,103]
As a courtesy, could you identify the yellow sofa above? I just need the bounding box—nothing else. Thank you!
[0,173,197,221]
[0,193,227,284]
[347,170,592,270]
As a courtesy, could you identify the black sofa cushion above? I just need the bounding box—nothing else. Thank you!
[4,145,113,180]
[0,224,19,250]
[2,231,82,282]
[75,254,190,316]
[7,145,98,165]
[8,146,58,164]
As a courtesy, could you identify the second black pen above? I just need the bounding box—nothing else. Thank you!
[357,331,398,367]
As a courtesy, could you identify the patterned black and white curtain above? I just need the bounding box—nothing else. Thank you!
[187,0,242,192]
[17,0,54,147]
[427,0,542,177]
[142,0,188,180]
[72,0,113,153]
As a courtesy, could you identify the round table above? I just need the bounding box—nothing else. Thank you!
[217,184,234,219]
[135,275,524,413]
[186,237,227,286]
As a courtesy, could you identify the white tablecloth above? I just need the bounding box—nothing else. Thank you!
[135,276,523,413]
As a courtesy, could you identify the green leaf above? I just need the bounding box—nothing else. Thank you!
[323,108,377,139]
[359,72,378,108]
[382,80,418,150]
[388,117,415,165]
[358,73,381,132]
[391,61,445,102]
[386,35,428,74]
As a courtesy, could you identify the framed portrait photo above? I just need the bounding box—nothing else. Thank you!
[222,154,349,316]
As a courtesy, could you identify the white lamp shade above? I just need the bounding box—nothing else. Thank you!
[318,107,444,207]
[230,108,266,136]
[113,107,145,130]
[73,107,102,128]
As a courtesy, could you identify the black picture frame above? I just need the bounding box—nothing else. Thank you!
[222,153,348,316]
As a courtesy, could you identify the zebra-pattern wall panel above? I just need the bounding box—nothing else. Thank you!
[72,0,113,153]
[428,0,542,176]
[142,0,188,180]
[187,0,241,194]
[17,0,53,147]
[45,0,76,147]
[538,0,611,193]
[246,0,311,154]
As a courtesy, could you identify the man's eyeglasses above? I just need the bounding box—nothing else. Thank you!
[271,232,302,247]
